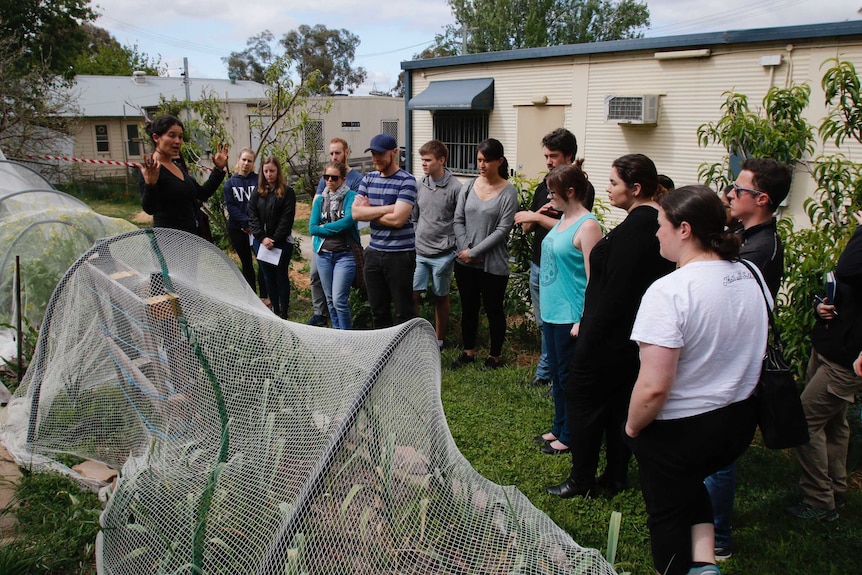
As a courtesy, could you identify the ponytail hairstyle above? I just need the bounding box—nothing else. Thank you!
[612,153,658,199]
[477,138,509,180]
[659,185,741,261]
[258,156,286,198]
[545,163,589,207]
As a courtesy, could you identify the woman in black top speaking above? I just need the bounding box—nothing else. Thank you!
[138,114,228,236]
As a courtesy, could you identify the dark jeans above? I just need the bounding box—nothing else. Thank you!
[260,244,293,318]
[626,396,757,575]
[228,227,257,293]
[363,248,416,328]
[453,264,508,356]
[543,322,576,445]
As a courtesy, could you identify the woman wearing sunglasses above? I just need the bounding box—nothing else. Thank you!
[309,161,361,329]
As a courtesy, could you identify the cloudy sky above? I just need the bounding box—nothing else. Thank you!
[93,0,861,94]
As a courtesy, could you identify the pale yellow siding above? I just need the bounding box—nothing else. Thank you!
[407,33,862,229]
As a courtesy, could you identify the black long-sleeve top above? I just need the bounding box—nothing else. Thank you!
[138,163,226,235]
[570,204,675,388]
[813,225,862,370]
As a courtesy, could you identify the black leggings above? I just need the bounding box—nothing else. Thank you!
[228,227,257,293]
[454,264,508,356]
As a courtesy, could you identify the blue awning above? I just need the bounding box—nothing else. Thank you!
[408,78,494,111]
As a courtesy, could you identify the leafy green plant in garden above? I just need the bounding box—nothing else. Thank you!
[697,63,861,379]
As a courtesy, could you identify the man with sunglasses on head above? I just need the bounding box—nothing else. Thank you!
[706,156,793,561]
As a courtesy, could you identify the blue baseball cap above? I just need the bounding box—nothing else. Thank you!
[365,133,397,153]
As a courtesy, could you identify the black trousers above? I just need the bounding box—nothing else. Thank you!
[626,396,757,575]
[363,248,416,328]
[228,227,257,293]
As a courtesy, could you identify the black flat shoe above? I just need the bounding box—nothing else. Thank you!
[450,352,475,369]
[546,479,593,499]
[532,434,553,445]
[595,473,628,496]
[540,442,570,455]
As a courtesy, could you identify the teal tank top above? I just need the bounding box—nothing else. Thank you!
[539,212,597,324]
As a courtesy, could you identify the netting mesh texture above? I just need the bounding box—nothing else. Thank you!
[5,228,616,575]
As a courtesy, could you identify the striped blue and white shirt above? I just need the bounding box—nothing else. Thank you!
[358,169,418,252]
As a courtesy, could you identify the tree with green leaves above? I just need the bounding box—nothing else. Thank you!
[0,36,79,170]
[225,25,367,95]
[252,56,332,196]
[281,24,367,94]
[73,24,162,76]
[697,61,862,380]
[222,30,278,84]
[0,0,96,78]
[436,0,649,54]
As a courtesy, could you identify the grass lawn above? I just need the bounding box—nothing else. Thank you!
[3,196,860,574]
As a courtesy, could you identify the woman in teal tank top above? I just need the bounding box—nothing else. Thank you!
[535,163,602,456]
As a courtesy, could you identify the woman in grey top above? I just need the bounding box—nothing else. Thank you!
[452,138,518,369]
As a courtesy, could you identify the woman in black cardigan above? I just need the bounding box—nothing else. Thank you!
[546,153,674,497]
[248,155,296,319]
[138,114,228,236]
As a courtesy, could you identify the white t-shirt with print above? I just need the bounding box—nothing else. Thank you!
[631,259,771,420]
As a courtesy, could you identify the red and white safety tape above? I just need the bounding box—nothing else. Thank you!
[18,154,214,172]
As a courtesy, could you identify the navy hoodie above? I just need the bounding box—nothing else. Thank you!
[223,171,258,231]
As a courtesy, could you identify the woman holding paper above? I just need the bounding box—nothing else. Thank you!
[248,156,296,319]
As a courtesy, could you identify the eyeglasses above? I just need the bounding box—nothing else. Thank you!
[323,174,342,181]
[731,183,763,197]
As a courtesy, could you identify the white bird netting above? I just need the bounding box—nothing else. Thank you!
[2,228,616,575]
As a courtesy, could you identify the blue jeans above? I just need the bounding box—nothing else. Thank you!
[543,322,576,445]
[530,263,552,381]
[705,461,735,549]
[316,250,356,330]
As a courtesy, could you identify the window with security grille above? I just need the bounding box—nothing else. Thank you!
[380,120,398,141]
[304,119,324,154]
[95,124,109,153]
[127,125,142,157]
[433,111,488,175]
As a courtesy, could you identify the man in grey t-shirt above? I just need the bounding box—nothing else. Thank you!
[412,140,461,349]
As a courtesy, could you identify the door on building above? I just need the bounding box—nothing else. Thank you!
[516,105,566,181]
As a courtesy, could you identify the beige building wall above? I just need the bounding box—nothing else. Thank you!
[408,35,862,228]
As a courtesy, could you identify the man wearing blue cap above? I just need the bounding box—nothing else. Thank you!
[352,133,418,327]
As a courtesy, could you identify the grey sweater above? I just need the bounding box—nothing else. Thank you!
[413,168,461,257]
[454,180,518,276]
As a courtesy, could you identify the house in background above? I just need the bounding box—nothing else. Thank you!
[401,20,862,226]
[71,73,268,179]
[68,74,405,181]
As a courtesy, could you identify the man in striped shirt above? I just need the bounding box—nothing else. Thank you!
[352,134,418,328]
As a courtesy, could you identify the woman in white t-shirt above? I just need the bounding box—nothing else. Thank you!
[624,185,770,575]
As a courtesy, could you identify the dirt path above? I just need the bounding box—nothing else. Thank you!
[0,439,22,540]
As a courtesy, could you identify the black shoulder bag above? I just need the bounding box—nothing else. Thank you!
[739,259,810,449]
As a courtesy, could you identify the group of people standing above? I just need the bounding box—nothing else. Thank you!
[137,114,862,575]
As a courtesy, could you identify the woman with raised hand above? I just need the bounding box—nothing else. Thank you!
[452,138,518,370]
[309,161,360,329]
[547,154,674,496]
[248,156,296,319]
[534,163,602,456]
[624,186,767,575]
[138,114,228,235]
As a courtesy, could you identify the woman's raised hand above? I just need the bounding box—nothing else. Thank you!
[213,143,229,171]
[139,153,161,185]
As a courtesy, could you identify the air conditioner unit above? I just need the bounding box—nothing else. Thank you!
[604,94,660,125]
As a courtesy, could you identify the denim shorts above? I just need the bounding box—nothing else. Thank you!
[413,252,456,295]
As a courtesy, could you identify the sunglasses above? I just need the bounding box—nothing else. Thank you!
[731,183,763,197]
[323,174,342,181]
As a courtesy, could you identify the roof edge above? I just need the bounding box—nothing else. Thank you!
[402,20,862,70]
